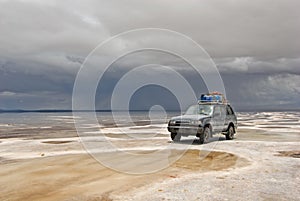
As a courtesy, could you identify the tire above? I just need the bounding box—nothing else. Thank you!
[226,125,235,140]
[200,126,210,144]
[171,132,181,142]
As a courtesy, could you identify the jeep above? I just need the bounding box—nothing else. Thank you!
[167,101,237,144]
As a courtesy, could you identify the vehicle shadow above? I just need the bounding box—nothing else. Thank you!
[173,135,227,145]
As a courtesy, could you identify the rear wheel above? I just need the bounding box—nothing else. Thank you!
[171,132,181,142]
[200,126,210,144]
[226,125,235,140]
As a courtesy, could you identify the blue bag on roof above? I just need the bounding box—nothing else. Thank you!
[199,93,225,103]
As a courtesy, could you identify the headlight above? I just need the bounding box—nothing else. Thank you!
[169,120,176,125]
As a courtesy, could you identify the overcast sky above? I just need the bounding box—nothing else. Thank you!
[0,0,299,111]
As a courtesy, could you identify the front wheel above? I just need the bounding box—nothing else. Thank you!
[200,126,210,144]
[226,126,235,140]
[171,133,181,142]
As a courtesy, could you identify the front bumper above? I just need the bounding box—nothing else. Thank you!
[168,125,203,135]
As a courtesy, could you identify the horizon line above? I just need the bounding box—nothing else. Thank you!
[0,108,299,113]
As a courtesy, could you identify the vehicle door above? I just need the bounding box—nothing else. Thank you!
[212,106,226,132]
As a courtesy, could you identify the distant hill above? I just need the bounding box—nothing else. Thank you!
[0,109,72,113]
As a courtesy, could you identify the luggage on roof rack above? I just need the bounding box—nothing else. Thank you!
[198,92,227,104]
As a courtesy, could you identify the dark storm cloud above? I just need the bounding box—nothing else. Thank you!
[222,73,300,110]
[0,0,299,110]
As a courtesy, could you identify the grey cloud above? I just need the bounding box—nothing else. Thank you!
[222,73,300,111]
[216,57,300,74]
[258,74,300,97]
[83,0,300,58]
[1,0,300,60]
[0,0,299,110]
[0,0,109,72]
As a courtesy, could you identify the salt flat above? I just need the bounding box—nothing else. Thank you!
[0,112,299,200]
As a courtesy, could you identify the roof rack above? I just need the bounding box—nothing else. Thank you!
[198,92,227,105]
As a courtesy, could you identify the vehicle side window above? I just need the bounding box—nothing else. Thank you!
[226,105,234,115]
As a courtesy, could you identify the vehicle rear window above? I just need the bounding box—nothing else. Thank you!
[226,105,234,115]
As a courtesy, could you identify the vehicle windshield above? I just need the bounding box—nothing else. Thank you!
[185,105,213,115]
